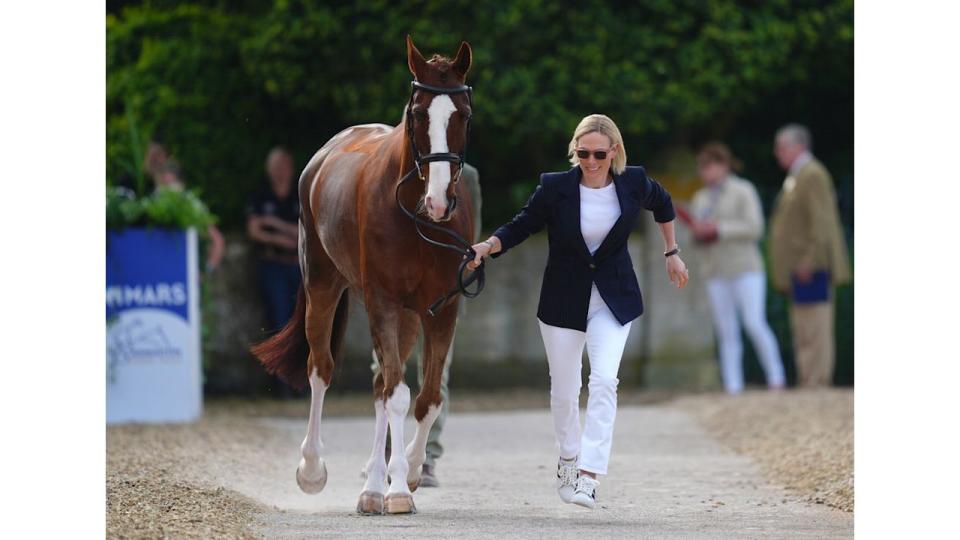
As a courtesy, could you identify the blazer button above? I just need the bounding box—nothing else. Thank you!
[588,263,596,270]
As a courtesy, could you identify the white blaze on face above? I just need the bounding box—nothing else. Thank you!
[425,94,457,206]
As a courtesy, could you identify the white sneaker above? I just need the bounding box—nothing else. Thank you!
[571,475,598,509]
[556,457,579,503]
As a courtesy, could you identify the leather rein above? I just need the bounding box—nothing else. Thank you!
[395,80,484,316]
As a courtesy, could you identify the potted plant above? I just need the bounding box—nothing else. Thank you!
[106,179,217,423]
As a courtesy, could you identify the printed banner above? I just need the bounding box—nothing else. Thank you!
[106,228,202,423]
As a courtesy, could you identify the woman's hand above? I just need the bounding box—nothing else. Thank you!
[467,237,500,270]
[467,242,491,270]
[692,220,719,243]
[666,255,689,289]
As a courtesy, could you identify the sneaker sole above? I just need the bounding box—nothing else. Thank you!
[571,496,595,509]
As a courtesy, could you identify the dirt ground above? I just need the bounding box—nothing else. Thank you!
[106,388,853,539]
[676,388,854,512]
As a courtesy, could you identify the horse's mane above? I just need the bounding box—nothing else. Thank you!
[425,54,457,82]
[427,54,452,66]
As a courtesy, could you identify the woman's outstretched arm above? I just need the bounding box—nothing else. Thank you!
[657,220,689,289]
[468,177,550,268]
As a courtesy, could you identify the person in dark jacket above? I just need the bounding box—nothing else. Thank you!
[469,114,688,509]
[247,146,301,333]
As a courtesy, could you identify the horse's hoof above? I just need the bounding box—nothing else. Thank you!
[407,478,420,492]
[296,460,327,494]
[384,493,417,514]
[356,491,385,515]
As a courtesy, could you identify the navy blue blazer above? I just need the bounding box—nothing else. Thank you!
[491,166,675,331]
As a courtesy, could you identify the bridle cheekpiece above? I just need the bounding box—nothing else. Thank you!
[404,80,473,186]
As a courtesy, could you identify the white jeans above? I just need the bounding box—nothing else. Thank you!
[538,284,632,475]
[705,271,786,394]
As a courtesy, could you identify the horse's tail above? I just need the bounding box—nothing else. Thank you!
[251,287,310,390]
[250,287,351,390]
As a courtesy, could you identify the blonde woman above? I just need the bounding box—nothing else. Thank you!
[469,114,688,508]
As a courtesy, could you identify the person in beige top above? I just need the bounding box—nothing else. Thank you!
[769,124,851,386]
[689,142,785,394]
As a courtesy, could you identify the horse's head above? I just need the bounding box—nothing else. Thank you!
[405,36,473,223]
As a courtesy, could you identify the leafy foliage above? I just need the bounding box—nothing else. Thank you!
[107,185,216,232]
[107,1,853,228]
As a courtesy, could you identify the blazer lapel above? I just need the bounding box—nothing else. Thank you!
[593,170,639,259]
[556,167,593,263]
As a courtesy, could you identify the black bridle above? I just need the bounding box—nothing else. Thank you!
[403,81,473,197]
[395,80,484,316]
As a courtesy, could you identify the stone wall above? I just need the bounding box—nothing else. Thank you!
[203,227,720,394]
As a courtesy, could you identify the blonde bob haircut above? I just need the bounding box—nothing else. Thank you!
[567,114,627,175]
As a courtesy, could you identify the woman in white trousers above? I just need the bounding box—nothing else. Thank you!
[469,114,688,508]
[689,142,786,394]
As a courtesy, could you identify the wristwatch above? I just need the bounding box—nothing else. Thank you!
[664,246,681,258]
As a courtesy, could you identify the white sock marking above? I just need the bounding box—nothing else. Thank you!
[405,403,442,484]
[361,398,389,494]
[385,383,412,496]
[299,369,328,482]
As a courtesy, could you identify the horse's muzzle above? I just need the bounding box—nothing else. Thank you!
[437,196,457,222]
[425,195,456,222]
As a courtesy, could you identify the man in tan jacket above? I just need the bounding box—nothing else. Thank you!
[769,124,851,386]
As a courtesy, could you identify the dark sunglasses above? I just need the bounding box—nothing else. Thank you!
[575,148,612,160]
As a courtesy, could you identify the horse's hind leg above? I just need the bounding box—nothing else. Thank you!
[295,246,348,494]
[405,305,458,491]
[297,354,330,493]
[358,310,419,515]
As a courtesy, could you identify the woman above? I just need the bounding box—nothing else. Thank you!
[469,114,688,509]
[689,142,785,394]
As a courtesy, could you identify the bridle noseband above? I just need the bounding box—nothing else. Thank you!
[396,79,484,316]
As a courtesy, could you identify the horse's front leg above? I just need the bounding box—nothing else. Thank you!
[357,372,389,515]
[362,300,417,514]
[406,306,458,491]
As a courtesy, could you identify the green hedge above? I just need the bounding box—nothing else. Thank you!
[107,1,853,229]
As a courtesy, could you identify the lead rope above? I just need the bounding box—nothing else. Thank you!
[395,168,485,316]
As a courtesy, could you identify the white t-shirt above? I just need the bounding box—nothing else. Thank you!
[579,182,621,254]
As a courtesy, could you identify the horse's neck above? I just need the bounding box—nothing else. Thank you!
[390,122,423,209]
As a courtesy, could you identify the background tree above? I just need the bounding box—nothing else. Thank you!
[108,0,852,229]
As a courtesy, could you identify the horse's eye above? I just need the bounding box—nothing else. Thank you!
[413,110,427,121]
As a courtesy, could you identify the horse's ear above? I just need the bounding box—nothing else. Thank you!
[453,41,472,79]
[407,35,427,80]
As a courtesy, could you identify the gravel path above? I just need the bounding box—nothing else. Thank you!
[107,390,853,539]
[677,388,854,512]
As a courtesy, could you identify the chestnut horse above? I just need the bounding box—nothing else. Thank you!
[251,37,476,515]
